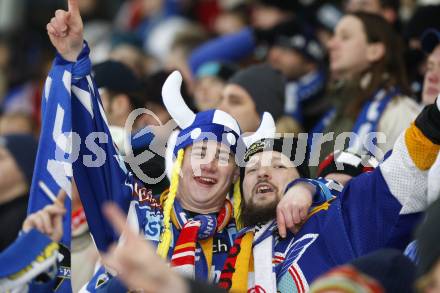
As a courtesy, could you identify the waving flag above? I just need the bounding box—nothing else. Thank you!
[69,45,134,252]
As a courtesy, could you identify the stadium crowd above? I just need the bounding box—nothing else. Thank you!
[0,0,440,292]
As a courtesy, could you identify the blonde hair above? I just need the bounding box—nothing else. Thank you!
[157,148,185,259]
[233,178,243,230]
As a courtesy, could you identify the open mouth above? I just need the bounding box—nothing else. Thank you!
[254,183,276,195]
[194,176,218,187]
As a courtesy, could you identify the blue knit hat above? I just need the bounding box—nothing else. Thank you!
[273,27,325,63]
[162,71,241,157]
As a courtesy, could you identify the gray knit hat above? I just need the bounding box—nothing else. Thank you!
[228,64,286,121]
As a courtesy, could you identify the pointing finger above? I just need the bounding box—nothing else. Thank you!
[52,211,64,242]
[68,0,80,16]
[55,189,67,208]
[103,203,131,237]
[43,205,66,216]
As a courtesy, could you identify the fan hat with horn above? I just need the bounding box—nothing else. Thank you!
[162,71,241,156]
[156,71,243,257]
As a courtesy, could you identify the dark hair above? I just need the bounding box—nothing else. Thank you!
[344,0,399,12]
[379,0,399,12]
[344,12,410,117]
[107,90,145,111]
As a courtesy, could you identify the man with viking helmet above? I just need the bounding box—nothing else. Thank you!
[219,95,440,292]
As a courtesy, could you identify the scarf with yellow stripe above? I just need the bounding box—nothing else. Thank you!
[219,200,335,292]
[219,221,278,292]
[169,198,234,281]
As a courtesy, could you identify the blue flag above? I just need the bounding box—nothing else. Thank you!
[40,44,134,255]
[26,53,77,291]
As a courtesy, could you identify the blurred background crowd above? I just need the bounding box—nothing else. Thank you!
[1,0,440,292]
[1,0,439,138]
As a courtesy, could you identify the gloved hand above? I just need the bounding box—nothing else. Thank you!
[415,95,440,144]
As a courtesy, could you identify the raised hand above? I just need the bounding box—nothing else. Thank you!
[22,189,67,242]
[102,203,189,293]
[46,0,84,62]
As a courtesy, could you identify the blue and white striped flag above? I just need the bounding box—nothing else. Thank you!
[27,53,76,292]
